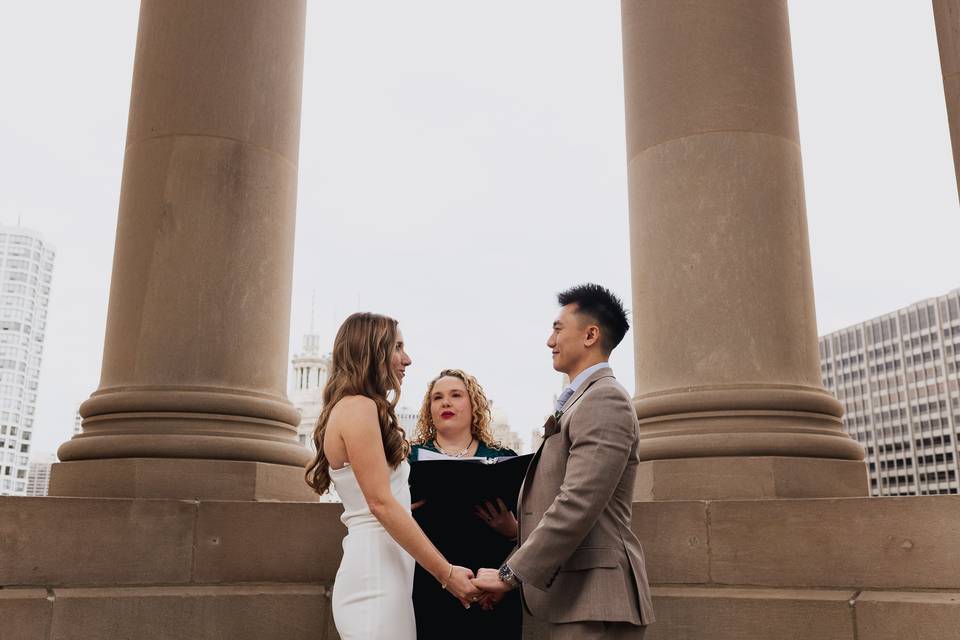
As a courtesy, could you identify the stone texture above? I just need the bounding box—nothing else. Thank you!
[634,458,868,501]
[855,591,960,640]
[126,0,305,160]
[48,585,329,640]
[54,0,311,500]
[50,458,318,501]
[0,497,194,586]
[621,0,799,155]
[710,496,960,589]
[0,589,53,639]
[194,501,342,584]
[631,500,709,584]
[934,1,960,199]
[645,587,856,640]
[620,1,863,500]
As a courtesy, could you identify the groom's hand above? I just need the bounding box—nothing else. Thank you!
[471,568,511,596]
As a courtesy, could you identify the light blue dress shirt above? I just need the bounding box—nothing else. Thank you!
[555,361,610,412]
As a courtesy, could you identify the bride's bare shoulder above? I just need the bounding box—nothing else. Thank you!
[329,395,378,422]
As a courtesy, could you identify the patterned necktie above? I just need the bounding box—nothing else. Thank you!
[555,386,575,413]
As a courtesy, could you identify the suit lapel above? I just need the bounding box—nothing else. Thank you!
[558,366,614,416]
[517,369,614,520]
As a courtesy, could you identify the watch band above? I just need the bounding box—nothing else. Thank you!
[498,564,521,589]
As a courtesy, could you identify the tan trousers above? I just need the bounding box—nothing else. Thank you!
[548,621,647,640]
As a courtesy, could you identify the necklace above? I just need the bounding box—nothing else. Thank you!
[434,436,475,458]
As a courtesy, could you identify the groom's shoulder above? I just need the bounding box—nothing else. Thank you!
[583,375,633,408]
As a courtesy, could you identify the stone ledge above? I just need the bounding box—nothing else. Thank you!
[5,495,960,595]
[705,496,960,589]
[4,585,334,640]
[854,591,960,640]
[0,496,196,586]
[194,500,343,583]
[50,458,319,502]
[0,589,53,639]
[635,457,869,501]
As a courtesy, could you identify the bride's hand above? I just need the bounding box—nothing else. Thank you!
[443,565,483,608]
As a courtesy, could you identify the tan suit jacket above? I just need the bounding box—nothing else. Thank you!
[508,367,654,626]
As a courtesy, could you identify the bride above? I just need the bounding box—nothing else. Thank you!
[305,312,481,639]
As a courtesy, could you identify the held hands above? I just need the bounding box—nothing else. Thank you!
[471,567,513,599]
[443,564,483,609]
[472,567,509,610]
[473,498,518,539]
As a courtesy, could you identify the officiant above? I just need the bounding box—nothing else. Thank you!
[408,369,523,640]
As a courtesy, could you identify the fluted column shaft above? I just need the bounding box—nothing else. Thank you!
[934,0,960,202]
[53,0,311,500]
[621,0,866,499]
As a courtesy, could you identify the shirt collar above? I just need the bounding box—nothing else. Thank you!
[564,361,610,397]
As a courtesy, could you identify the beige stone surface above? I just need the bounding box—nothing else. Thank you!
[194,501,342,584]
[0,497,194,586]
[0,589,53,639]
[635,457,868,501]
[855,591,960,640]
[54,0,311,500]
[645,587,856,640]
[621,0,799,155]
[710,496,960,589]
[47,585,329,640]
[620,0,863,499]
[126,0,306,160]
[934,1,960,197]
[631,500,710,584]
[50,458,317,501]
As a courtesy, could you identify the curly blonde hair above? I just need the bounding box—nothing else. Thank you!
[414,369,499,447]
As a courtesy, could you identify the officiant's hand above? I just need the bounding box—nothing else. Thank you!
[473,498,518,539]
[444,564,483,608]
[411,499,427,510]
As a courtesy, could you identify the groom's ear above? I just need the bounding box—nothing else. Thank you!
[583,324,601,349]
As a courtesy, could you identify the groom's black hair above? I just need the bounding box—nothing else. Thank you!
[557,283,630,354]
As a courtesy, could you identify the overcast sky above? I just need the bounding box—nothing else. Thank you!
[1,2,957,457]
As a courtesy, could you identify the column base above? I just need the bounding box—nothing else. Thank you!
[634,456,869,501]
[48,458,319,502]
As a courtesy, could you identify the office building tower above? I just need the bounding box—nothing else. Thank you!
[0,227,55,496]
[819,289,960,496]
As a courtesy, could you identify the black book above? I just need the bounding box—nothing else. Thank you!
[409,452,534,514]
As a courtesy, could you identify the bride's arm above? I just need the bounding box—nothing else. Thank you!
[336,396,479,605]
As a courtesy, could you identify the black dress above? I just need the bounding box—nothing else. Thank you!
[409,442,523,640]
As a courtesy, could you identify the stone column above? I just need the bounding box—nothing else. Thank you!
[621,0,868,500]
[934,1,960,202]
[51,0,313,501]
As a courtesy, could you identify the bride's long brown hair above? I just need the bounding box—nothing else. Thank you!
[305,312,410,495]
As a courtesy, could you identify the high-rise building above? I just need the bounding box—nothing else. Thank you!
[819,288,960,496]
[289,332,331,449]
[24,452,56,497]
[0,227,55,496]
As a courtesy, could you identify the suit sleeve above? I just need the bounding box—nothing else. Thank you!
[507,383,635,589]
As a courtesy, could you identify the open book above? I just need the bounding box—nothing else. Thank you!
[408,452,534,514]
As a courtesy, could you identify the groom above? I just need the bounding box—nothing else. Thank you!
[472,284,654,639]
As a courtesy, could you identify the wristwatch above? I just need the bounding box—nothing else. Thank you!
[498,564,521,590]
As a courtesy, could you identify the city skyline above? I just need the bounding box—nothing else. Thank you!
[4,2,959,459]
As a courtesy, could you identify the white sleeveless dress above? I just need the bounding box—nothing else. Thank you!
[330,460,416,639]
